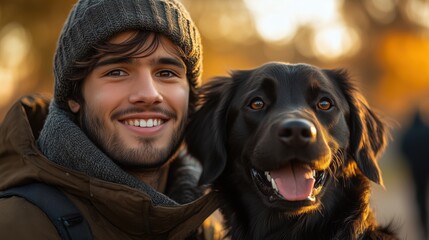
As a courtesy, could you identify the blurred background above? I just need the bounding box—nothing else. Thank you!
[1,0,429,239]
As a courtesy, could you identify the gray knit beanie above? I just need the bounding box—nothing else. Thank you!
[53,0,202,110]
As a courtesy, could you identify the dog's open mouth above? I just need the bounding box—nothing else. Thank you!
[251,163,327,203]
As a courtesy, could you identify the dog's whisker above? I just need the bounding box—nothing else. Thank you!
[329,149,346,184]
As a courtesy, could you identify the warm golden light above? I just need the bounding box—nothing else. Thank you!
[364,0,396,24]
[312,23,360,60]
[192,1,255,44]
[0,23,31,108]
[405,0,429,29]
[375,31,429,116]
[244,0,340,42]
[244,0,359,60]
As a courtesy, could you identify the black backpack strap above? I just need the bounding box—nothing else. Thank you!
[0,183,92,240]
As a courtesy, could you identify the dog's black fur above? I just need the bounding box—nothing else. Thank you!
[186,63,398,240]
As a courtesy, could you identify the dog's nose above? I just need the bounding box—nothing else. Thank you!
[278,119,317,147]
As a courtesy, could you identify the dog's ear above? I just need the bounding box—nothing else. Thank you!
[185,76,236,185]
[324,69,388,186]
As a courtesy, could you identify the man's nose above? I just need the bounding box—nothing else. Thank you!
[128,73,163,105]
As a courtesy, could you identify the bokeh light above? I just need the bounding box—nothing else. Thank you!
[405,0,429,29]
[0,23,31,108]
[244,0,361,60]
[364,0,396,24]
[312,23,360,60]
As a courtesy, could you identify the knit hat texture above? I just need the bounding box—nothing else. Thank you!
[53,0,202,110]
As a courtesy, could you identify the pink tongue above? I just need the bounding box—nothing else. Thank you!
[270,164,315,201]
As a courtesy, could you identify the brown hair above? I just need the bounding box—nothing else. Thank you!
[67,31,188,106]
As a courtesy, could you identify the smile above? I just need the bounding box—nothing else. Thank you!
[123,118,165,128]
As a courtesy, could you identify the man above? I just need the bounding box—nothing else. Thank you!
[0,0,222,239]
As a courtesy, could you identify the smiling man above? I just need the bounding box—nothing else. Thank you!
[67,32,192,190]
[0,0,221,239]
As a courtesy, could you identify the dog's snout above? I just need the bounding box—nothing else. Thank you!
[278,119,317,147]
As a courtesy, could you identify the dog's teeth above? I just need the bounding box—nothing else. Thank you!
[271,178,279,192]
[312,170,316,177]
[265,171,272,182]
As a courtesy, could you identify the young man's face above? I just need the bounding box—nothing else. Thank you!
[68,31,189,168]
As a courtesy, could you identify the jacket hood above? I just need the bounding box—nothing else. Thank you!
[0,94,220,239]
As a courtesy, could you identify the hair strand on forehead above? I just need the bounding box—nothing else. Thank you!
[66,31,187,103]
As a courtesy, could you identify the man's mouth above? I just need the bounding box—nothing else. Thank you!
[251,163,327,203]
[123,118,165,128]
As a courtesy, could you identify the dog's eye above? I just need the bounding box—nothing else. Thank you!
[249,98,265,110]
[317,97,333,111]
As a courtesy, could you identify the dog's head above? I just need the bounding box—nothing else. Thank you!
[186,62,387,215]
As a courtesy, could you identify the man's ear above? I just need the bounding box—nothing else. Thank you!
[68,100,81,113]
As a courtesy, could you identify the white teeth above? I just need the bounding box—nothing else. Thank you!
[265,171,278,192]
[265,171,272,182]
[124,119,164,128]
[312,170,316,178]
[147,119,153,127]
[154,119,164,126]
[139,119,147,127]
[271,178,279,192]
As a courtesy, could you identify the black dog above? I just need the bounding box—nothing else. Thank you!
[186,62,398,239]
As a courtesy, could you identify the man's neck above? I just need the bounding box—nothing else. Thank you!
[126,163,170,193]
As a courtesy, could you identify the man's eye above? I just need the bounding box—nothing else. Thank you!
[156,70,177,78]
[106,70,127,76]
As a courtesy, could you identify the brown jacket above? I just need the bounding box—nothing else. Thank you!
[0,95,222,240]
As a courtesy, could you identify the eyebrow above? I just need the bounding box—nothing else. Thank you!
[154,57,186,70]
[94,57,133,69]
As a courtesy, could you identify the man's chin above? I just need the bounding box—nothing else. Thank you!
[107,141,180,170]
